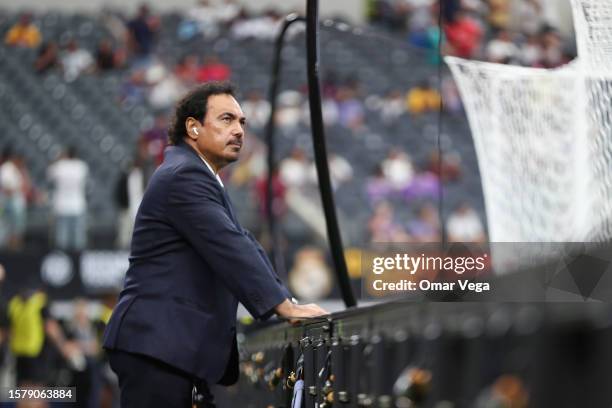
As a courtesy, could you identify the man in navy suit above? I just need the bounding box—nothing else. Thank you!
[103,82,327,407]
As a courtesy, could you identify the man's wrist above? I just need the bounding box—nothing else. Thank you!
[274,298,295,316]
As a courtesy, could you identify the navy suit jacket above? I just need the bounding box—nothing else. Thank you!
[103,141,291,384]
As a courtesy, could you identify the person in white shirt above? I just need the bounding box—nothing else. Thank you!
[240,90,271,130]
[380,89,406,124]
[0,149,27,249]
[61,39,93,82]
[446,202,486,243]
[513,0,543,36]
[381,149,415,191]
[307,153,353,191]
[47,148,89,250]
[186,0,240,39]
[279,147,310,190]
[486,30,519,64]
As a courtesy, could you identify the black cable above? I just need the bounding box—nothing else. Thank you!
[265,13,305,277]
[437,1,447,248]
[306,0,357,308]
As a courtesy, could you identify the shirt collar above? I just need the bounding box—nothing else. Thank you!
[199,155,224,188]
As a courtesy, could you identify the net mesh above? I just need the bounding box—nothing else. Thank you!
[446,0,612,242]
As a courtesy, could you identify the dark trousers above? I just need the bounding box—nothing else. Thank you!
[107,349,215,408]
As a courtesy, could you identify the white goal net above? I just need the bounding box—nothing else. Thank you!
[446,0,612,243]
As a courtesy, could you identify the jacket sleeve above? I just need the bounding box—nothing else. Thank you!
[242,228,293,300]
[167,165,288,320]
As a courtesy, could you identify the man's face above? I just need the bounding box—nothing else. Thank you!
[193,94,246,170]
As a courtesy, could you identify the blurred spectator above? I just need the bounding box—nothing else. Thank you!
[100,9,129,46]
[406,2,446,65]
[440,0,462,23]
[65,299,102,408]
[368,201,410,243]
[382,149,415,191]
[139,112,168,167]
[402,170,440,201]
[8,287,80,387]
[47,148,89,251]
[443,9,483,58]
[366,165,393,205]
[275,90,303,130]
[369,0,408,31]
[487,0,511,30]
[380,89,406,124]
[0,149,28,250]
[279,147,310,190]
[447,202,486,242]
[115,157,145,249]
[34,41,60,74]
[441,75,463,114]
[321,70,340,98]
[407,0,436,33]
[321,97,340,126]
[196,55,231,83]
[174,54,200,86]
[308,153,353,191]
[519,34,543,67]
[95,39,114,71]
[328,153,354,189]
[514,0,544,36]
[540,26,564,68]
[427,149,462,182]
[61,40,94,82]
[337,86,365,130]
[407,203,440,242]
[255,166,287,220]
[95,39,125,71]
[126,4,159,60]
[300,92,339,127]
[461,0,488,15]
[4,13,41,48]
[229,139,266,187]
[408,23,445,65]
[486,30,519,63]
[120,68,148,105]
[185,0,240,39]
[406,80,441,115]
[241,89,271,130]
[231,10,283,41]
[288,247,333,301]
[146,62,186,110]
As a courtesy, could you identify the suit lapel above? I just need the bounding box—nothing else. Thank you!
[221,188,241,228]
[171,143,242,228]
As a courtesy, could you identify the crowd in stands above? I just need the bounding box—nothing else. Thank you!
[0,149,33,251]
[0,147,89,251]
[369,0,573,68]
[0,0,578,255]
[0,268,119,407]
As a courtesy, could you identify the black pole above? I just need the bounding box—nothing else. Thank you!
[306,0,356,308]
[437,0,447,248]
[265,14,305,277]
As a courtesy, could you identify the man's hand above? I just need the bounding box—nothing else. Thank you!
[274,299,328,324]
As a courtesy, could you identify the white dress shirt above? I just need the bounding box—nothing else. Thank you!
[199,155,224,188]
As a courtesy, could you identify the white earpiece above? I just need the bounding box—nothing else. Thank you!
[192,127,199,135]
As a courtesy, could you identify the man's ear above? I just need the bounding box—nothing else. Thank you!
[185,117,199,141]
